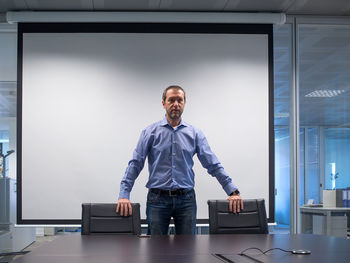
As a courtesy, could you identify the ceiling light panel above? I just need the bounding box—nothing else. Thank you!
[304,89,346,98]
[25,0,93,10]
[93,0,160,10]
[159,0,227,11]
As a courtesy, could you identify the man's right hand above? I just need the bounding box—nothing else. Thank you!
[116,198,132,216]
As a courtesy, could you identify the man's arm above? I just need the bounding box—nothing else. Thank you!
[196,130,243,213]
[116,130,149,216]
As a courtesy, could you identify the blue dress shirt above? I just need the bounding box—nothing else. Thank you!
[118,117,237,199]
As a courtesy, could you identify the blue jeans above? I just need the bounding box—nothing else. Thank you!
[146,189,197,235]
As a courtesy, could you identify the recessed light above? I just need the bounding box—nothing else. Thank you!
[305,90,345,98]
[275,112,289,118]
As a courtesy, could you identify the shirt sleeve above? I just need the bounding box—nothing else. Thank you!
[195,130,238,196]
[118,129,149,200]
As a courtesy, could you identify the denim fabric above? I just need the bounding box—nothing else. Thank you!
[146,188,197,235]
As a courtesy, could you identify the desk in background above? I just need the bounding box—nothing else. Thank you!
[300,206,350,238]
[12,234,350,263]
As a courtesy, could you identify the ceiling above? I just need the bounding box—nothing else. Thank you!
[0,0,350,16]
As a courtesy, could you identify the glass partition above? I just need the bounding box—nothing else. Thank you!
[298,24,350,203]
[324,128,350,190]
[298,23,350,237]
[274,24,292,231]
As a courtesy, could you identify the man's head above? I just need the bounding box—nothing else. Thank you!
[162,85,186,103]
[162,85,186,124]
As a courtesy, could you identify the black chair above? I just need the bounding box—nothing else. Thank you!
[207,199,268,234]
[81,203,141,235]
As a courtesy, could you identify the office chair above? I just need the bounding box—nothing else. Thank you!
[208,199,268,234]
[81,203,141,235]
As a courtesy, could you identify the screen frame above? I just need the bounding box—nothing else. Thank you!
[17,22,275,225]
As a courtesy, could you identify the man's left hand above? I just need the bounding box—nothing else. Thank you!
[227,194,243,214]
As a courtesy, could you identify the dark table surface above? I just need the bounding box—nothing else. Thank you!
[12,234,350,263]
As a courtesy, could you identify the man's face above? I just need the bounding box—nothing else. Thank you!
[162,89,186,121]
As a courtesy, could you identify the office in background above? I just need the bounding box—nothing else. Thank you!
[0,2,350,242]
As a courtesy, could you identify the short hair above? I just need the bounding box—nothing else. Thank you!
[162,85,186,102]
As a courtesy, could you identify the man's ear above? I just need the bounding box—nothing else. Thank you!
[162,100,165,108]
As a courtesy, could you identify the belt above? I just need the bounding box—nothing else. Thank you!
[150,188,187,196]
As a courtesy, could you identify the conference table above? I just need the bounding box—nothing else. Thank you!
[13,234,350,263]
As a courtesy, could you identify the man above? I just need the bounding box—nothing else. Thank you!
[117,85,243,235]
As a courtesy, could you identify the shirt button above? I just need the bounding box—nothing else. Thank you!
[173,165,175,169]
[172,153,176,155]
[173,141,175,144]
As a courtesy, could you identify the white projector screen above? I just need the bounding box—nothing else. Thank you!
[17,23,274,224]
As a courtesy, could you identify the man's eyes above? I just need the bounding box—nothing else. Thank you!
[168,99,183,103]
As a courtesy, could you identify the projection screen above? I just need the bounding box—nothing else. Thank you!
[17,23,274,224]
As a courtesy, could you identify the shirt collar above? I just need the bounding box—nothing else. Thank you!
[160,116,188,128]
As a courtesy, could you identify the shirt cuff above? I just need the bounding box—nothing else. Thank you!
[223,183,238,196]
[118,191,130,200]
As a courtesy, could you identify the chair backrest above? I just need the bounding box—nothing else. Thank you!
[207,199,268,234]
[81,203,141,235]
